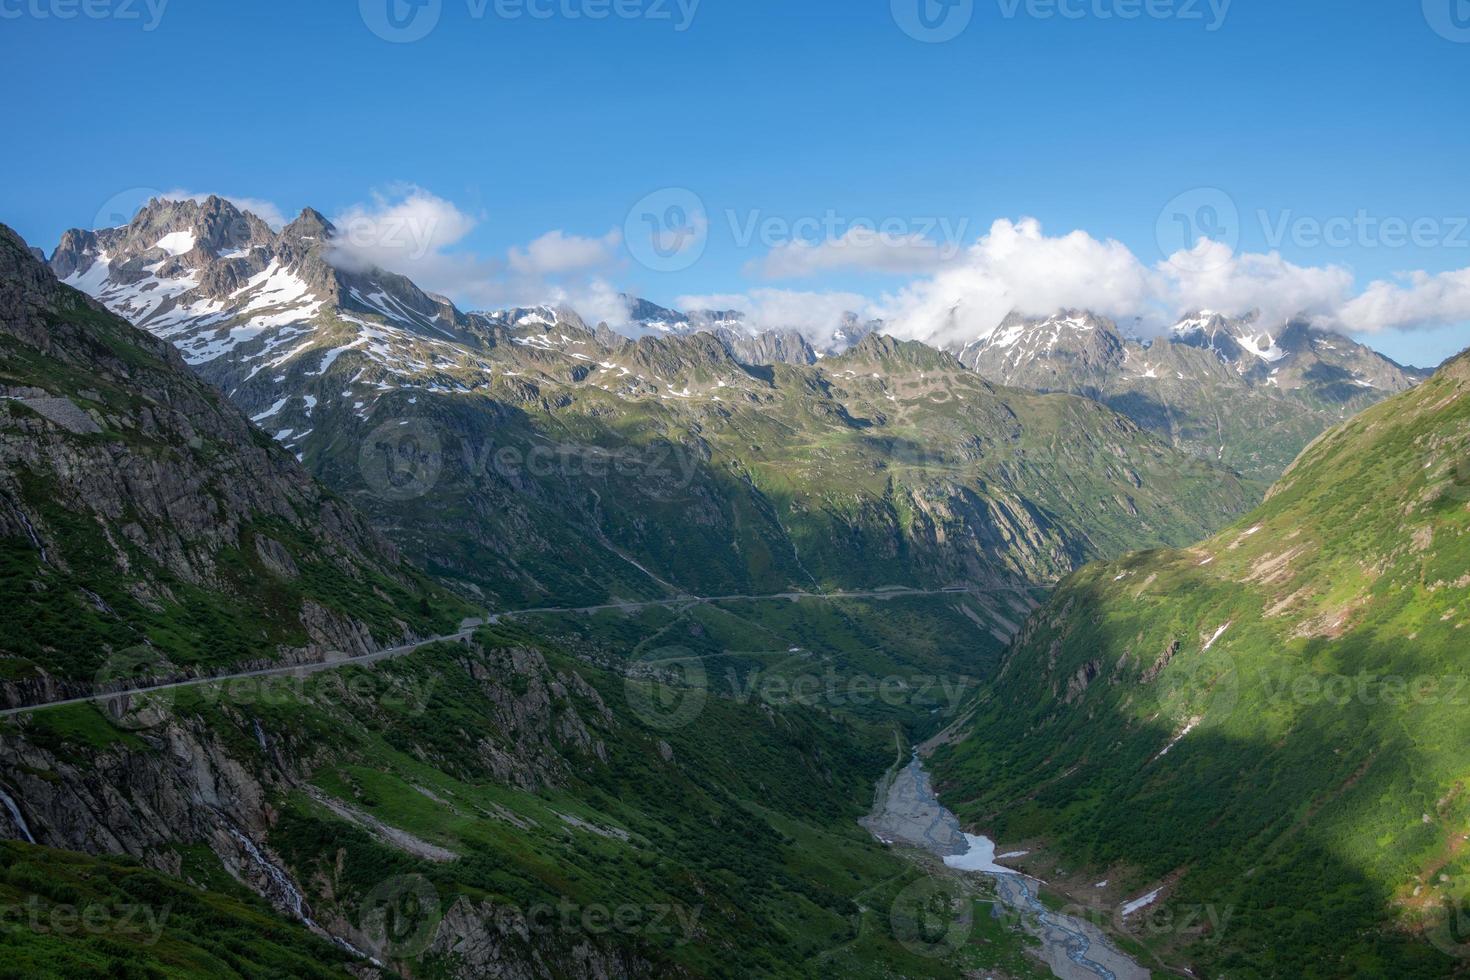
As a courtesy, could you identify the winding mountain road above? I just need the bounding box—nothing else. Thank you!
[0,586,969,719]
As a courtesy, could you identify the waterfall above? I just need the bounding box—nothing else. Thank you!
[12,505,50,567]
[226,825,310,921]
[0,786,36,844]
[225,825,378,963]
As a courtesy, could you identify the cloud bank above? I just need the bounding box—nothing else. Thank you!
[258,186,1468,348]
[324,186,626,316]
[745,218,1468,347]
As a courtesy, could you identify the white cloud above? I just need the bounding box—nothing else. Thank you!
[322,186,624,312]
[1158,241,1356,334]
[675,288,878,340]
[160,189,289,230]
[263,189,1470,347]
[549,279,634,329]
[329,186,478,272]
[1338,268,1470,334]
[754,226,964,279]
[508,229,622,277]
[878,218,1158,347]
[867,218,1469,347]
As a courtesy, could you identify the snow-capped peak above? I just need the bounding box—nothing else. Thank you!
[1171,311,1287,363]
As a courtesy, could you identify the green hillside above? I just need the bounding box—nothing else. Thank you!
[0,840,352,979]
[931,350,1470,977]
[2,618,1035,978]
[0,224,468,696]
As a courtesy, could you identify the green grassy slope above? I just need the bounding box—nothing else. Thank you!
[304,333,1254,611]
[0,225,470,692]
[931,350,1470,977]
[3,618,1034,978]
[0,841,352,979]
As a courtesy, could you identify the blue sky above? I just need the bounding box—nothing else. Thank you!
[2,0,1468,364]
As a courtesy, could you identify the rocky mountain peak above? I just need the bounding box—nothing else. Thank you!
[954,308,1126,380]
[283,207,334,242]
[840,332,962,372]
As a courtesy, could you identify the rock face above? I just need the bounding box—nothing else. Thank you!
[0,635,638,977]
[0,223,452,703]
[422,897,662,980]
[710,325,817,366]
[618,293,875,359]
[954,309,1427,481]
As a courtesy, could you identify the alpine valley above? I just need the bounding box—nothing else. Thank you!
[0,193,1463,980]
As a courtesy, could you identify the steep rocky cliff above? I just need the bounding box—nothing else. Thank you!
[0,223,464,707]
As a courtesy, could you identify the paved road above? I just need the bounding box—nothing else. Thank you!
[0,586,969,719]
[0,628,482,720]
[487,586,969,623]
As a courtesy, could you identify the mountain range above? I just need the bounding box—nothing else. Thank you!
[46,197,1253,628]
[9,193,1466,978]
[0,223,1058,978]
[955,308,1427,482]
